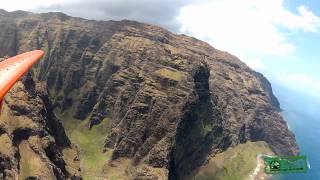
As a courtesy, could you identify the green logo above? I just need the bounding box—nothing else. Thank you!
[264,155,308,174]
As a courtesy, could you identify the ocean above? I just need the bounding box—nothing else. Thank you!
[269,84,320,180]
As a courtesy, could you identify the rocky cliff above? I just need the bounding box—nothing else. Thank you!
[0,73,80,179]
[0,10,298,179]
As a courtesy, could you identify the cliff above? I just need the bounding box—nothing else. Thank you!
[0,74,80,179]
[0,10,298,179]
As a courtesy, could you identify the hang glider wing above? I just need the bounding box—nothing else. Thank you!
[0,50,44,111]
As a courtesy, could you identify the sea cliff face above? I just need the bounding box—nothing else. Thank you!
[0,10,298,179]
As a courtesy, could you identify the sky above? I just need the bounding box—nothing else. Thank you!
[0,0,319,99]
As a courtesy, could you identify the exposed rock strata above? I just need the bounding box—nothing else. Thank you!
[0,74,80,179]
[0,10,298,179]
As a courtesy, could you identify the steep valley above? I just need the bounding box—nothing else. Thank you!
[0,10,298,180]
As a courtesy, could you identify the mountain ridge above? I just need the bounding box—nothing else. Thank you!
[0,10,298,179]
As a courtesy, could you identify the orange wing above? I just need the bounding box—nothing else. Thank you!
[0,50,45,111]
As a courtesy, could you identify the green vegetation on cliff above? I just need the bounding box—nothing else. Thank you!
[58,109,112,180]
[191,141,273,180]
[0,10,298,179]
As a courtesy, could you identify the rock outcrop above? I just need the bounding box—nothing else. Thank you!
[0,73,81,179]
[0,9,298,179]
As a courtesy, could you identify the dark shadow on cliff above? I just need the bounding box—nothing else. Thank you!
[169,64,227,180]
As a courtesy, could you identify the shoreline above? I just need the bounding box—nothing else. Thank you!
[248,154,272,180]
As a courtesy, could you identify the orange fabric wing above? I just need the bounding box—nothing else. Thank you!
[0,50,44,100]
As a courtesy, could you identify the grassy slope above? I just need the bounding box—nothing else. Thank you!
[57,108,165,180]
[191,141,273,180]
[58,109,112,180]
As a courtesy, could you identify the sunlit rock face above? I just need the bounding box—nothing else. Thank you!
[0,10,297,179]
[0,74,80,179]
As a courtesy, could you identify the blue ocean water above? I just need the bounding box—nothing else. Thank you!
[270,84,320,180]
